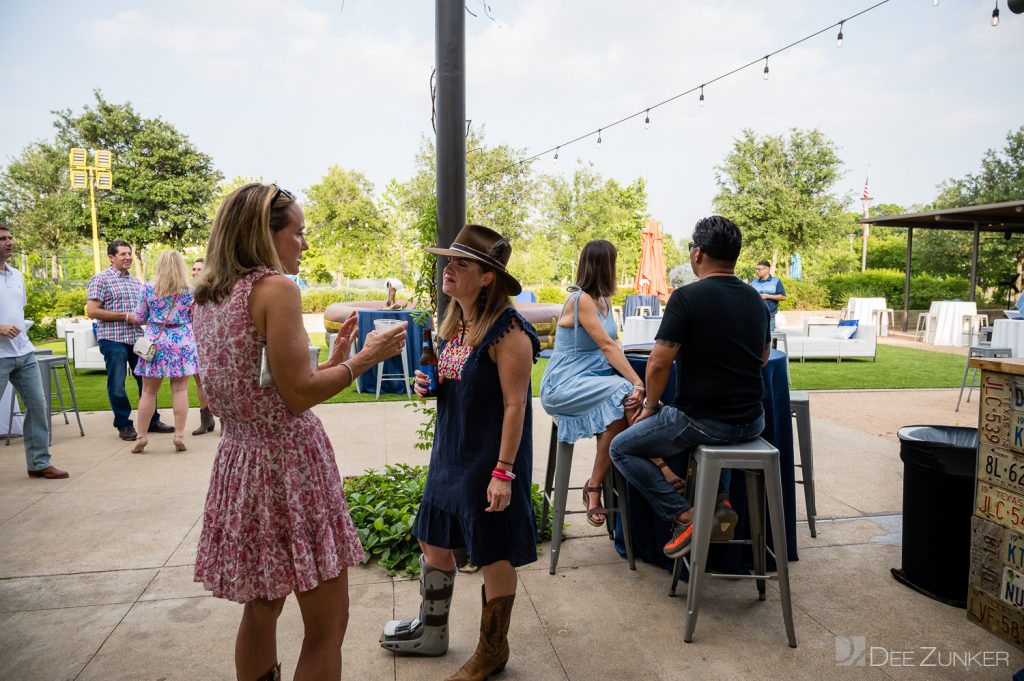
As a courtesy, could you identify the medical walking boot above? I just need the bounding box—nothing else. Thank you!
[446,586,515,681]
[380,556,456,656]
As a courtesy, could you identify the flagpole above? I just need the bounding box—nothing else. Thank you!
[860,171,872,273]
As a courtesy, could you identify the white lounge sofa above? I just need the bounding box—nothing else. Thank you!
[779,324,877,362]
[64,321,107,372]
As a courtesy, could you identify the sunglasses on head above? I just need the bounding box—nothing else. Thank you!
[270,184,294,206]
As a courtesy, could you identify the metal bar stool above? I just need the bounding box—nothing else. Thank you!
[915,313,936,342]
[541,418,635,574]
[668,437,796,647]
[789,391,817,538]
[372,320,411,399]
[956,345,1012,412]
[961,314,990,346]
[770,331,790,385]
[6,354,84,447]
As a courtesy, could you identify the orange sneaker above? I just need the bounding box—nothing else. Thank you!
[711,494,739,541]
[663,517,693,559]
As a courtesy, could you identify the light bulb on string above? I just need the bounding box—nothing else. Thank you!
[553,146,559,164]
[597,129,603,148]
[763,56,770,80]
[992,0,1000,25]
[932,0,939,6]
[699,85,705,107]
[836,21,844,48]
[644,110,650,130]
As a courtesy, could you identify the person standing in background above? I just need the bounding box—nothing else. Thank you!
[0,224,68,479]
[86,240,173,441]
[190,258,217,436]
[750,259,786,332]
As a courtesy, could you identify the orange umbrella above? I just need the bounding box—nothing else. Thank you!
[633,219,669,302]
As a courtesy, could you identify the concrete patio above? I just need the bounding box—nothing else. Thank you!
[1,389,1021,680]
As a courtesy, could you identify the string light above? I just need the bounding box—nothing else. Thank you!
[466,0,898,186]
[932,0,939,6]
[992,0,1000,25]
[644,109,650,129]
[837,21,844,47]
[553,146,559,164]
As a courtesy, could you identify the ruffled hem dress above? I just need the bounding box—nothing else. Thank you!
[413,308,541,568]
[192,268,364,604]
[540,288,632,444]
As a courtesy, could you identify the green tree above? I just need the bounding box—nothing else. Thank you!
[537,162,649,284]
[304,165,394,284]
[712,128,848,270]
[0,140,87,281]
[930,126,1024,296]
[52,91,222,273]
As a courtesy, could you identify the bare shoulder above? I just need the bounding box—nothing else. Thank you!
[252,272,299,303]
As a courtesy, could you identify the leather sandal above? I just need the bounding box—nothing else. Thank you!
[582,479,607,527]
[655,460,686,495]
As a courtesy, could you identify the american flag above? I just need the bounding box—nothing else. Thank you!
[862,175,872,201]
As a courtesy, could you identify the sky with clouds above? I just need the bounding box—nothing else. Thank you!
[1,0,1021,239]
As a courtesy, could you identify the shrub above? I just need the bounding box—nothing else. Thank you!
[344,463,555,576]
[300,287,388,312]
[24,281,88,342]
[534,285,567,304]
[777,277,830,311]
[818,270,981,310]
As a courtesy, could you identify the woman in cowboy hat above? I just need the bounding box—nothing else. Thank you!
[381,224,540,681]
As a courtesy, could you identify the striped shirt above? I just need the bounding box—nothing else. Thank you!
[87,266,144,344]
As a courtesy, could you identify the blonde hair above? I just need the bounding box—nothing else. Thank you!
[193,183,296,305]
[437,262,514,348]
[152,250,190,297]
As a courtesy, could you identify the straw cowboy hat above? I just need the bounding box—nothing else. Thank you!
[427,224,523,295]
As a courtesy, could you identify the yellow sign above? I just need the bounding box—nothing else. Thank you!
[69,148,88,169]
[94,150,112,169]
[70,170,88,190]
[96,171,113,190]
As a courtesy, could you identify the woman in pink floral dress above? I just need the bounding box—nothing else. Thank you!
[192,183,407,681]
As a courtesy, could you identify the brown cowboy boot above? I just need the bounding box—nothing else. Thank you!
[446,586,515,681]
[191,407,215,436]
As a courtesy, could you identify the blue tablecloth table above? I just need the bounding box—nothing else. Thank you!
[615,349,797,570]
[355,309,429,394]
[623,294,661,319]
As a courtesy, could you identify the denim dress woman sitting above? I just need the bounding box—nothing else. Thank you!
[540,240,682,525]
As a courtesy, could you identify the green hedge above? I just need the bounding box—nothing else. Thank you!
[777,277,830,311]
[818,270,980,310]
[24,282,88,342]
[300,288,388,313]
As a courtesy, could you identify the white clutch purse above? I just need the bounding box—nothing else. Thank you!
[259,345,320,388]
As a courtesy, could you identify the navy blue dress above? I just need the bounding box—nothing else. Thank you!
[414,308,541,567]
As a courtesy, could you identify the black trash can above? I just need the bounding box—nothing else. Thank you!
[891,425,978,608]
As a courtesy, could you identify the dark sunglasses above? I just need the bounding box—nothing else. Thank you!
[687,242,697,251]
[270,184,295,206]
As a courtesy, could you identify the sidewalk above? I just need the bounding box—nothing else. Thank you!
[0,391,1020,680]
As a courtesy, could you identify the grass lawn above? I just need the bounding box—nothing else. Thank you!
[38,336,966,413]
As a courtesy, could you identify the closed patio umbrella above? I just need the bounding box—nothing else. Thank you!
[634,219,669,302]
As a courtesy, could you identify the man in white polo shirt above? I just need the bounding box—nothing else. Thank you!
[0,224,68,479]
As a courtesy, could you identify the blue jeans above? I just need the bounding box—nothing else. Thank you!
[0,352,52,470]
[610,405,765,522]
[98,340,160,430]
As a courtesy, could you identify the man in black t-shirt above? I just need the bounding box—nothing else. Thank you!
[610,216,770,560]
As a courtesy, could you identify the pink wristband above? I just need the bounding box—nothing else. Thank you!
[491,469,515,481]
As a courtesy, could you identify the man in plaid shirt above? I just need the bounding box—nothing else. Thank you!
[86,241,173,441]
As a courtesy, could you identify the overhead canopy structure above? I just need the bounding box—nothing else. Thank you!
[861,200,1024,331]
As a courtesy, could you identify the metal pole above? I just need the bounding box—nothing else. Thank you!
[434,0,466,318]
[88,171,101,275]
[903,227,913,333]
[969,222,980,302]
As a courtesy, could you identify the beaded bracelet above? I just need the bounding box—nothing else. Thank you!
[491,469,516,481]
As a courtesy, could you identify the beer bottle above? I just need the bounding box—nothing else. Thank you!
[419,328,438,397]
